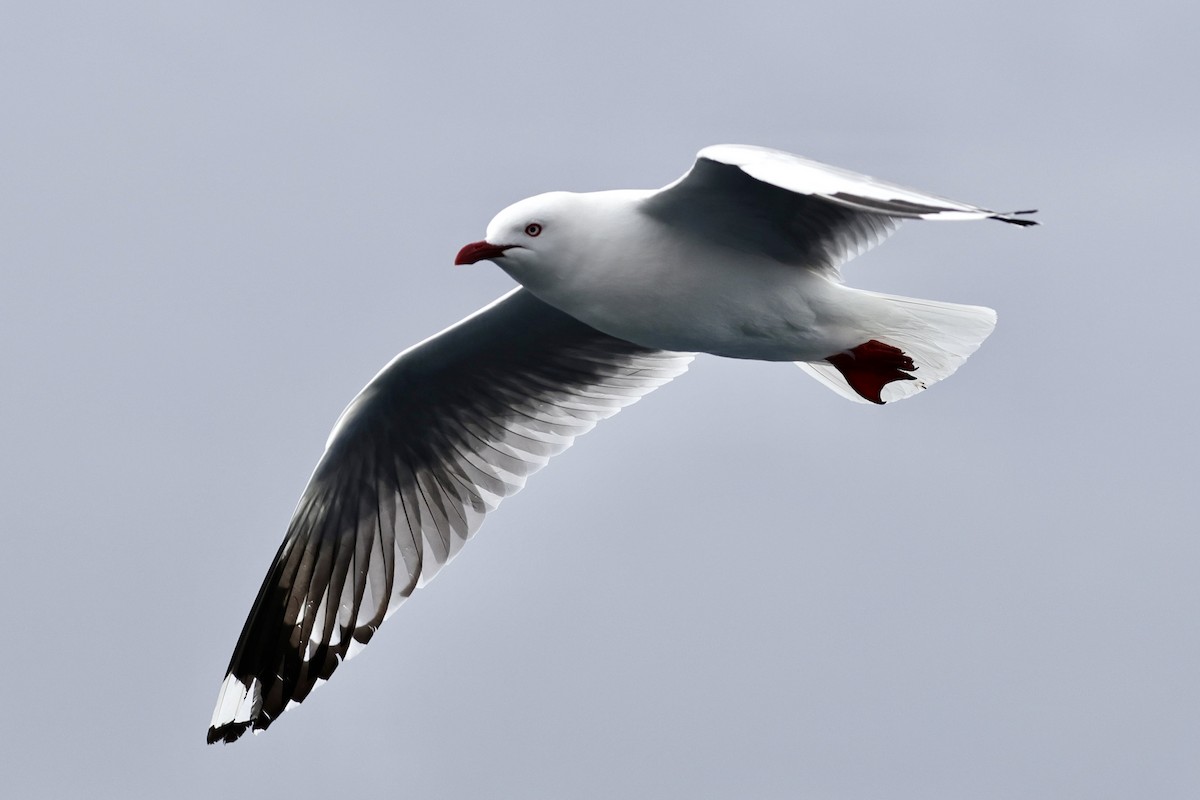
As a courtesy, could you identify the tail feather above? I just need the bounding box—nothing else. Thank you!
[798,291,997,404]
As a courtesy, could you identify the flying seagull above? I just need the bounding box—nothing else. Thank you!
[208,144,1036,743]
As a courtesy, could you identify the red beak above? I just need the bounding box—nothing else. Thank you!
[455,240,512,265]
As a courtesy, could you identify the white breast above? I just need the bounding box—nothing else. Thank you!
[512,198,872,362]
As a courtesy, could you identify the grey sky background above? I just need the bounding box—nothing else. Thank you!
[2,1,1196,797]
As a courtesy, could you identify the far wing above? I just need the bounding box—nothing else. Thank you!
[208,288,692,743]
[641,143,1036,277]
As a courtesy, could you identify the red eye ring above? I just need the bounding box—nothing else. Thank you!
[524,223,543,237]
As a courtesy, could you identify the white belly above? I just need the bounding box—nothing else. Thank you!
[532,240,873,362]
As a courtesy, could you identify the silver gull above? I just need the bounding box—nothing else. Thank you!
[208,144,1035,743]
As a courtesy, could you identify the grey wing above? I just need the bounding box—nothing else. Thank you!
[208,288,692,744]
[641,144,1036,278]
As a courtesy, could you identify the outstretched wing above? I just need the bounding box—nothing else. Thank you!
[208,288,692,743]
[641,143,1036,278]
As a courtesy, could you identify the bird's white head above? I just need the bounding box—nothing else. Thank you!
[456,188,653,301]
[455,191,571,264]
[455,190,639,295]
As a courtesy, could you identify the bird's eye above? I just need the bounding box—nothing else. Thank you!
[524,223,543,237]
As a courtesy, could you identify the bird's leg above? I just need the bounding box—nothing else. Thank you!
[824,340,918,405]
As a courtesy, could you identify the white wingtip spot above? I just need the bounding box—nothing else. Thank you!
[210,674,263,729]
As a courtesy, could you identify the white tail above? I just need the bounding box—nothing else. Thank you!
[797,291,997,404]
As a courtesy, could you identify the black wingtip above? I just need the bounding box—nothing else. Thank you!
[208,697,286,744]
[207,721,250,745]
[993,209,1039,227]
[207,714,273,744]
